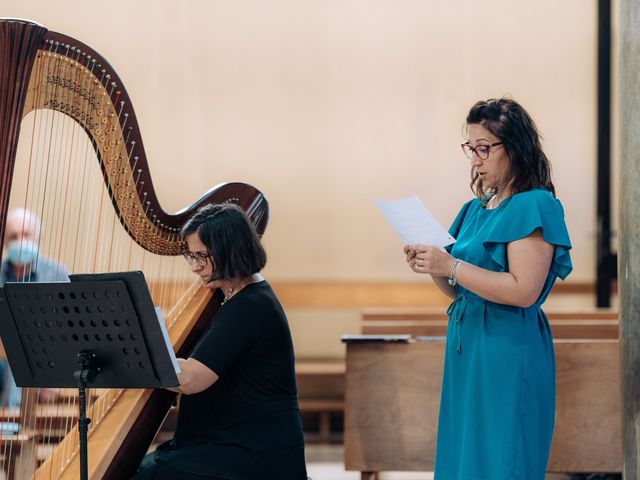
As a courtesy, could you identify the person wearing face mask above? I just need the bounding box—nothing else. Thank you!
[404,98,572,479]
[1,208,69,283]
[0,208,69,407]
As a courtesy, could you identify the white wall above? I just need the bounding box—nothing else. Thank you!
[4,0,600,283]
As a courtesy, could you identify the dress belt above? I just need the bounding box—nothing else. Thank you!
[446,295,468,354]
[446,294,544,355]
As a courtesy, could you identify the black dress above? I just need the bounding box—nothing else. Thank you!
[132,280,307,480]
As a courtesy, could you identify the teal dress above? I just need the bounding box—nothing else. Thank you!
[434,189,572,480]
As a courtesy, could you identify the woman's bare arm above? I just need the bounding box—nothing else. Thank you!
[166,358,219,395]
[406,229,554,308]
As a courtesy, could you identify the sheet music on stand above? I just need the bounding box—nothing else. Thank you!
[0,270,180,480]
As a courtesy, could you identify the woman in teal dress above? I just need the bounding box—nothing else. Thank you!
[405,98,572,479]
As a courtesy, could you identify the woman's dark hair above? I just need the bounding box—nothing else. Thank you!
[181,203,266,281]
[466,98,555,199]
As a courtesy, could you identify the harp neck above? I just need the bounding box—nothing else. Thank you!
[1,19,268,258]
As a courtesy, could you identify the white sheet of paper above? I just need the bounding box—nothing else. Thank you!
[155,307,181,374]
[373,196,455,248]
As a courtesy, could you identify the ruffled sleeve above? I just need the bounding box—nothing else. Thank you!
[444,199,474,254]
[483,189,572,280]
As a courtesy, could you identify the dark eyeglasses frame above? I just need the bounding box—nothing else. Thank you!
[183,250,211,268]
[461,141,503,160]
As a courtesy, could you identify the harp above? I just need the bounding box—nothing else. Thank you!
[0,18,269,479]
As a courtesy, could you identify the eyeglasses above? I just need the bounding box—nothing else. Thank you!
[461,141,503,160]
[182,250,211,267]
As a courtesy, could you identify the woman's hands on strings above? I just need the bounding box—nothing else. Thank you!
[404,244,455,277]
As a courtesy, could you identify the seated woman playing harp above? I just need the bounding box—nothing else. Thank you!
[132,203,307,480]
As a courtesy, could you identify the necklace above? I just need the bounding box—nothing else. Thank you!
[487,187,511,209]
[220,279,244,306]
[220,275,260,306]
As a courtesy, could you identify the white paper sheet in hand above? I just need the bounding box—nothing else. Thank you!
[373,196,455,248]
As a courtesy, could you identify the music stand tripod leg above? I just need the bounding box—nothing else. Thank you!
[74,352,99,480]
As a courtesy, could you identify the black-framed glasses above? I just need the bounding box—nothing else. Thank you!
[461,141,503,160]
[183,250,211,267]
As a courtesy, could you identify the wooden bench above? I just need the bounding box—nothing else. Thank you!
[298,399,345,441]
[0,390,107,478]
[361,308,618,339]
[344,338,621,479]
[0,431,41,480]
[296,361,345,442]
[289,309,619,446]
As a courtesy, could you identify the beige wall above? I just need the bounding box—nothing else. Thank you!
[4,0,602,283]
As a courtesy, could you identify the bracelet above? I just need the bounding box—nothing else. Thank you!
[448,259,462,286]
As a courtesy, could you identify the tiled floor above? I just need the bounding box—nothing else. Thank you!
[305,444,573,480]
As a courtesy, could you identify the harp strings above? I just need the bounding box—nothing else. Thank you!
[1,41,195,479]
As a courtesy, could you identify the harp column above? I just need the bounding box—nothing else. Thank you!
[620,0,640,477]
[0,19,47,248]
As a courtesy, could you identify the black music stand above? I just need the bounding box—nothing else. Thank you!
[0,271,179,480]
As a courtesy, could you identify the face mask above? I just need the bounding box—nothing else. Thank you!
[5,239,39,266]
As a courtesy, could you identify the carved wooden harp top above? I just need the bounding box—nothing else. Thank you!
[0,18,269,256]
